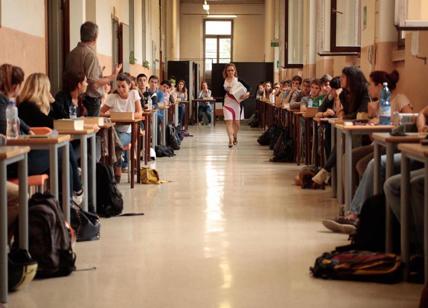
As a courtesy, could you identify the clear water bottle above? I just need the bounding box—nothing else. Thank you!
[148,95,153,110]
[6,101,20,138]
[307,98,313,108]
[379,82,391,125]
[69,105,77,119]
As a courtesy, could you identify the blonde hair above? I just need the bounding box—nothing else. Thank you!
[18,73,54,115]
[222,63,238,79]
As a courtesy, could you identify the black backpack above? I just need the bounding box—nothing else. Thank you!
[271,129,295,162]
[22,193,76,278]
[346,194,400,253]
[70,203,101,241]
[269,126,283,150]
[96,162,124,217]
[166,124,181,150]
[155,145,175,157]
[257,126,275,146]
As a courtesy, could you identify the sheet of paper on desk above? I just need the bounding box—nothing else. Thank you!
[229,82,247,103]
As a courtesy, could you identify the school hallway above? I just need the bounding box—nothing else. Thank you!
[9,124,423,308]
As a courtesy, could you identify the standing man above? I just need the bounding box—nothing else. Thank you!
[65,21,122,116]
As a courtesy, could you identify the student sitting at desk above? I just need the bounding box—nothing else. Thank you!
[50,71,88,119]
[176,80,188,128]
[198,81,213,125]
[17,73,84,204]
[300,79,324,112]
[290,78,311,110]
[160,80,175,106]
[100,73,142,183]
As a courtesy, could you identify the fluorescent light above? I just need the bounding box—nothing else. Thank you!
[207,15,238,18]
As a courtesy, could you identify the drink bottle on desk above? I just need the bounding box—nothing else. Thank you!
[6,101,20,138]
[379,82,391,125]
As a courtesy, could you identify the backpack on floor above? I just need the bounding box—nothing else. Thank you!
[8,248,38,291]
[269,126,284,150]
[346,194,400,253]
[70,203,101,242]
[257,125,276,146]
[155,145,175,157]
[22,193,76,278]
[270,129,294,162]
[310,250,402,283]
[166,124,181,150]
[96,162,124,217]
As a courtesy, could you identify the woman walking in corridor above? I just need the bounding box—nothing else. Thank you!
[222,63,251,148]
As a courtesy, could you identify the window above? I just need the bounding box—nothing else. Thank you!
[284,0,304,67]
[203,19,233,76]
[395,0,428,29]
[330,0,360,52]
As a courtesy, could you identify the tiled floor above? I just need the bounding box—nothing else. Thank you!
[9,124,423,308]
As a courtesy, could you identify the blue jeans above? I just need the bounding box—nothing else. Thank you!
[178,103,185,127]
[350,153,422,215]
[116,130,131,168]
[198,104,212,123]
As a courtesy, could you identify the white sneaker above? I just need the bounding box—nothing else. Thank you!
[72,189,84,206]
[312,168,330,185]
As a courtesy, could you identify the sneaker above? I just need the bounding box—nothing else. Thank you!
[72,189,84,206]
[312,168,330,185]
[322,217,357,234]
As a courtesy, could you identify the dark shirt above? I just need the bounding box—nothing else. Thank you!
[318,96,334,113]
[18,101,54,129]
[0,93,31,135]
[339,87,369,120]
[50,91,72,119]
[143,90,164,107]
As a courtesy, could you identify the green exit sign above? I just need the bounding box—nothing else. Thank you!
[271,41,280,47]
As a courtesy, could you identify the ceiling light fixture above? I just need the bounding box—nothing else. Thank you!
[203,0,210,12]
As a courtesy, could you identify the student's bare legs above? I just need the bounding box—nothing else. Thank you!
[233,120,240,144]
[225,120,234,146]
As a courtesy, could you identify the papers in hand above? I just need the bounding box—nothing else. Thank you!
[229,82,247,103]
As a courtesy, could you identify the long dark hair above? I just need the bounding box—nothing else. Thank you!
[0,64,25,94]
[342,66,368,107]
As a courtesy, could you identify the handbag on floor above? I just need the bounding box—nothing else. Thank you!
[310,250,402,283]
[8,249,38,291]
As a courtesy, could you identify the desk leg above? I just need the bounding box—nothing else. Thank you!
[331,125,337,198]
[424,158,428,283]
[185,103,189,130]
[137,125,142,184]
[145,115,150,164]
[89,135,97,213]
[344,131,352,212]
[18,155,28,249]
[174,104,179,126]
[336,129,343,205]
[162,110,167,146]
[212,102,216,127]
[401,154,410,280]
[130,123,136,189]
[373,142,381,195]
[152,112,158,147]
[0,162,8,303]
[80,136,88,211]
[49,145,59,200]
[62,143,70,222]
[385,143,394,253]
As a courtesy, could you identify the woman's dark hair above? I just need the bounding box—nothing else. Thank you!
[117,73,132,85]
[0,64,25,94]
[342,66,367,95]
[62,71,85,93]
[369,70,399,91]
[330,76,341,90]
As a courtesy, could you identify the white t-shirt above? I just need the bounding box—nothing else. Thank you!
[391,93,412,113]
[105,89,140,133]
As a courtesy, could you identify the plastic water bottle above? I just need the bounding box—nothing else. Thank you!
[69,105,77,119]
[6,101,20,138]
[147,95,153,110]
[379,82,391,125]
[307,98,313,108]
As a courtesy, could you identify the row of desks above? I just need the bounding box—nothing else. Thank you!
[256,100,428,283]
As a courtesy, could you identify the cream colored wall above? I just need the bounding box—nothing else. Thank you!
[1,0,45,37]
[70,0,86,50]
[180,3,265,65]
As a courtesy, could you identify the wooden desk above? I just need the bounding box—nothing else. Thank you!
[0,146,30,304]
[7,135,71,220]
[293,111,304,165]
[192,99,217,127]
[110,118,143,188]
[398,143,428,282]
[335,124,393,212]
[56,128,97,213]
